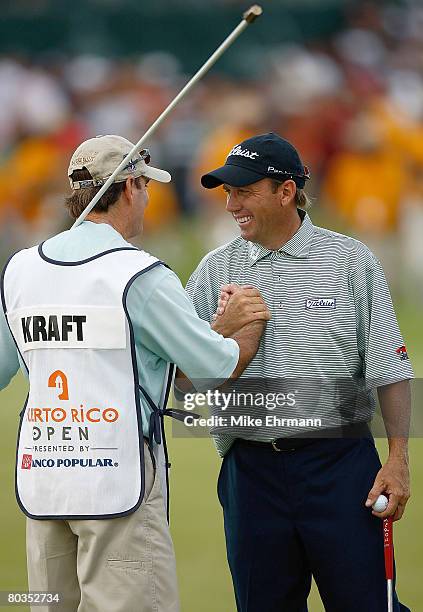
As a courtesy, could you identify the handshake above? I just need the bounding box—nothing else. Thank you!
[176,283,271,390]
[211,283,271,338]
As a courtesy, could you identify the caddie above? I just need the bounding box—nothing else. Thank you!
[186,132,413,611]
[0,135,270,612]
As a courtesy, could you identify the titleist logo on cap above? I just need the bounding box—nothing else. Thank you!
[227,145,260,160]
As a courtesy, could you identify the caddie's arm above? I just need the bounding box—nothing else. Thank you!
[129,266,270,393]
[0,307,20,391]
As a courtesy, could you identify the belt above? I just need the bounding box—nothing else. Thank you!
[236,422,371,452]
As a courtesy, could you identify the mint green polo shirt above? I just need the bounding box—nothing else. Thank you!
[0,222,239,436]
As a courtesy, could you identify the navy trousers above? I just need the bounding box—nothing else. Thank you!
[218,435,410,612]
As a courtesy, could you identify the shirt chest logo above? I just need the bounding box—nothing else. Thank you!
[305,298,336,310]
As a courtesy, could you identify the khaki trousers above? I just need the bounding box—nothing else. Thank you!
[26,442,180,612]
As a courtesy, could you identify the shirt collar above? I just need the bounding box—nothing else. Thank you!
[248,209,314,265]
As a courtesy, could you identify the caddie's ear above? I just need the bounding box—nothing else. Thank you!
[123,177,137,204]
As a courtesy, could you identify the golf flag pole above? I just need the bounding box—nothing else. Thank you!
[72,5,263,229]
[383,517,394,612]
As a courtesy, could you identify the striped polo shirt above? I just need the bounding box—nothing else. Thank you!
[186,209,414,457]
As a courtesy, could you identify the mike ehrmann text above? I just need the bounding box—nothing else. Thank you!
[183,415,323,428]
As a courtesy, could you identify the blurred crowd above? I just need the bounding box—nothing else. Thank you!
[1,2,423,296]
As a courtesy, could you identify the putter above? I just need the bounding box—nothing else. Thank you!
[72,5,263,228]
[383,517,394,612]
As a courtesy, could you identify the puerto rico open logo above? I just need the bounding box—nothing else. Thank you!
[48,370,69,401]
[21,371,70,469]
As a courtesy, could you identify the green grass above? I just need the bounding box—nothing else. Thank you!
[1,221,422,610]
[1,375,423,611]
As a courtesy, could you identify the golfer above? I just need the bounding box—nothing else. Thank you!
[0,135,270,612]
[186,132,413,611]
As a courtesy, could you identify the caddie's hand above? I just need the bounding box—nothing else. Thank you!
[213,283,255,319]
[365,457,410,521]
[212,287,271,337]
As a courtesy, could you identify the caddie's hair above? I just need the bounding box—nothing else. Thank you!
[271,179,312,210]
[65,168,142,220]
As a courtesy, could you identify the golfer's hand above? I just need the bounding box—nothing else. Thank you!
[213,283,255,319]
[212,287,271,337]
[365,458,410,521]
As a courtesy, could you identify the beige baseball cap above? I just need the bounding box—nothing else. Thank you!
[68,134,171,189]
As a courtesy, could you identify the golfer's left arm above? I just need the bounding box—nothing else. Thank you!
[365,380,411,521]
[352,245,414,521]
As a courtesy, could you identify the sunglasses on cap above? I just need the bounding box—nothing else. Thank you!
[140,148,151,164]
[122,148,151,172]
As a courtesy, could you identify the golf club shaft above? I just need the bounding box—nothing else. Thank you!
[384,517,394,612]
[387,579,393,612]
[72,6,262,229]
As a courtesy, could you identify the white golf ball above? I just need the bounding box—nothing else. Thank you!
[372,494,388,512]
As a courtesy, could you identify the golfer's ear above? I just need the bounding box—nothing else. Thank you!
[279,180,296,207]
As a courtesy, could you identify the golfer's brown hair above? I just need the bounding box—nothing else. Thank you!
[271,179,312,209]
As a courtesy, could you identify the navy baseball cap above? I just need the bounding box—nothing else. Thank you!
[201,132,310,190]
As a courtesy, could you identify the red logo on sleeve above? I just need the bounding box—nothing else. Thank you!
[21,454,32,470]
[395,346,409,361]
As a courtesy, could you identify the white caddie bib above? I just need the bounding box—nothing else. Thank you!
[1,244,172,519]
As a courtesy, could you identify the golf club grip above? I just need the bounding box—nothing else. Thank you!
[383,517,394,580]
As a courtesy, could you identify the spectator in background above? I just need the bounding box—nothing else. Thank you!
[2,1,423,298]
[322,105,405,236]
